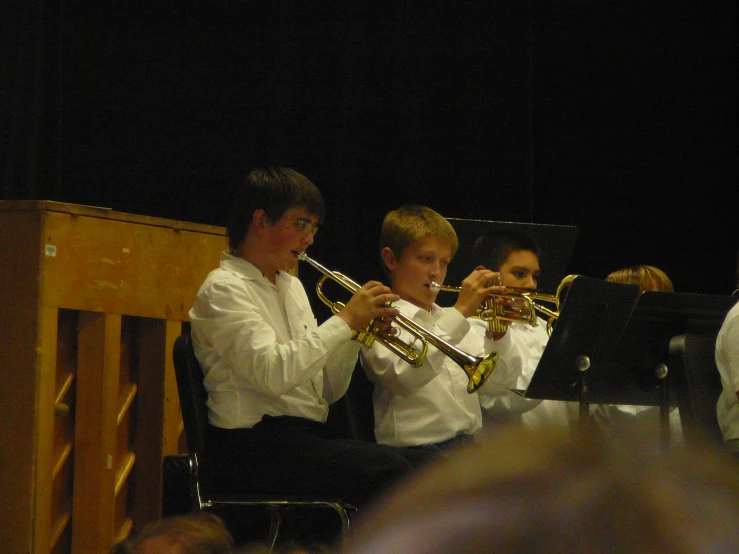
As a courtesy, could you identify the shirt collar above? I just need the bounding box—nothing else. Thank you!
[395,298,441,318]
[220,251,278,286]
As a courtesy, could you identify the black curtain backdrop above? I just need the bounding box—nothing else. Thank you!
[3,1,738,302]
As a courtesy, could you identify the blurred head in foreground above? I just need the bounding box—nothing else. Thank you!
[342,425,739,554]
[110,511,233,554]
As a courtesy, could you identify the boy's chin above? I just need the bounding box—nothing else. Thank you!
[285,261,299,275]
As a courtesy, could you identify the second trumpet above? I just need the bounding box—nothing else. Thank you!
[430,275,578,336]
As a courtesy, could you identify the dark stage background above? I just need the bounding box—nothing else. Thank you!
[3,2,738,307]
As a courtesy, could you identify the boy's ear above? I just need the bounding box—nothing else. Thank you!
[381,247,397,271]
[252,209,268,234]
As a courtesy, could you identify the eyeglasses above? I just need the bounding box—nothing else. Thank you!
[294,218,320,237]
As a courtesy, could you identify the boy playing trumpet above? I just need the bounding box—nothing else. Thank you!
[470,230,577,432]
[360,205,523,453]
[189,168,429,516]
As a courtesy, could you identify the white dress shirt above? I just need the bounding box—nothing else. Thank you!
[716,300,739,442]
[591,402,684,455]
[188,252,360,429]
[360,300,522,447]
[478,317,577,430]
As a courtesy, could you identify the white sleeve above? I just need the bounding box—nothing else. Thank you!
[474,321,544,417]
[190,276,354,397]
[360,306,470,397]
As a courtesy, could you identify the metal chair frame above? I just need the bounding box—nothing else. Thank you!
[172,333,355,550]
[669,333,725,447]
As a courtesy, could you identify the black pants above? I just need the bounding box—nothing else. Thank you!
[409,432,475,455]
[202,416,432,508]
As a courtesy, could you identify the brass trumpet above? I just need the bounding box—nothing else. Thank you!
[430,275,579,336]
[298,252,498,393]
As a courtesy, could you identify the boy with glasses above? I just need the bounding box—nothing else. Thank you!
[189,168,429,519]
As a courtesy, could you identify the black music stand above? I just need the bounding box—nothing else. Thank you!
[521,276,642,419]
[524,283,734,449]
[598,291,733,404]
[445,218,579,294]
[612,291,736,448]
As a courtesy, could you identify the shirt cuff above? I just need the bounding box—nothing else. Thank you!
[318,315,356,350]
[485,328,513,356]
[435,308,471,343]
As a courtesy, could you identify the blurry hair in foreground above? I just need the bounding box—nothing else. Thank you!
[110,511,233,554]
[342,425,739,554]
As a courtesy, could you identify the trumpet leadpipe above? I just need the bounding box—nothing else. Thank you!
[429,281,461,293]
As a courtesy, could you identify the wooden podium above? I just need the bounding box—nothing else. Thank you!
[0,201,228,554]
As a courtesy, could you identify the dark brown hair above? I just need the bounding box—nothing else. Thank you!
[227,167,325,252]
[470,230,541,271]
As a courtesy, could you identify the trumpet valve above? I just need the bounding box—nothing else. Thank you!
[352,325,377,349]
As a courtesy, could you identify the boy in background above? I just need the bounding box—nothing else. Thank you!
[715,248,739,457]
[470,230,577,431]
[595,264,682,455]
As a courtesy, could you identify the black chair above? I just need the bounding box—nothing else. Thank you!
[669,333,725,448]
[344,361,377,443]
[172,333,355,549]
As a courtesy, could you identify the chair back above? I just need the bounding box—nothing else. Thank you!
[173,333,210,454]
[171,333,357,535]
[669,333,724,447]
[344,361,377,443]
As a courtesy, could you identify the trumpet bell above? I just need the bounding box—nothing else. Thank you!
[466,352,499,393]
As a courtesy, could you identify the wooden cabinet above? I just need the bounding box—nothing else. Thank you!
[0,201,227,554]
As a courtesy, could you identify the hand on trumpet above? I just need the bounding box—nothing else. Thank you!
[337,281,400,333]
[453,266,513,340]
[453,266,506,317]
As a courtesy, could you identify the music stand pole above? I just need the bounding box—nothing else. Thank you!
[657,363,671,452]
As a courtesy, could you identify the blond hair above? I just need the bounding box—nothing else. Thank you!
[379,205,458,275]
[606,264,674,293]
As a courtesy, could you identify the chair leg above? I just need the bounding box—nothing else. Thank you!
[266,506,281,552]
[328,502,352,534]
